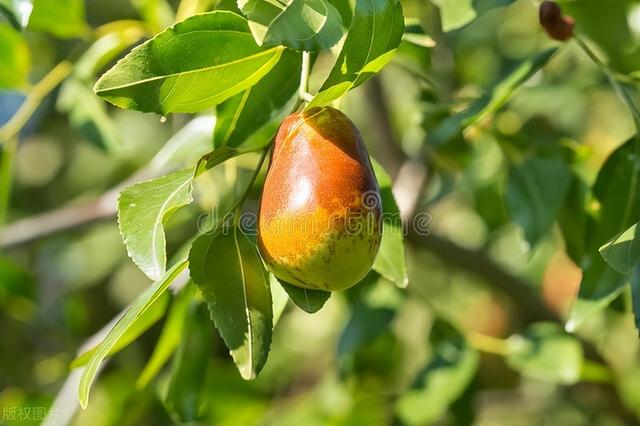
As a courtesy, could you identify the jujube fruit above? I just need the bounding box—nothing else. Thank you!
[258,106,382,291]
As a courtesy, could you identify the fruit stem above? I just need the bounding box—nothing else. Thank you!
[298,51,314,103]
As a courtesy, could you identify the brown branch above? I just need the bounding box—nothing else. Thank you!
[0,191,118,248]
[407,229,558,323]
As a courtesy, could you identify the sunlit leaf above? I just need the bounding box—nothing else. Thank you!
[74,21,146,80]
[239,0,343,51]
[270,274,289,325]
[0,0,32,29]
[28,0,87,38]
[94,12,284,114]
[78,260,188,408]
[307,0,404,108]
[214,49,301,151]
[134,0,175,33]
[431,0,514,32]
[507,322,583,384]
[371,158,408,288]
[600,223,640,274]
[189,228,273,380]
[0,24,30,89]
[506,157,571,246]
[151,116,215,170]
[118,169,195,281]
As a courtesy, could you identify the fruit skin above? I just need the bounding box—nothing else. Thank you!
[258,106,382,291]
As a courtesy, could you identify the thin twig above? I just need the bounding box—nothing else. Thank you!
[0,61,73,144]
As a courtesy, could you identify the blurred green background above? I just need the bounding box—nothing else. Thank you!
[2,0,640,424]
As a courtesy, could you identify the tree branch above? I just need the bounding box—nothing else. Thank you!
[407,229,558,323]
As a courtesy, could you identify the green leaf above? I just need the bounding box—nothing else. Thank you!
[600,223,640,274]
[214,49,301,150]
[239,0,343,51]
[165,301,212,423]
[71,291,170,368]
[506,322,583,384]
[137,282,196,388]
[0,24,30,89]
[558,173,589,265]
[0,0,32,29]
[189,228,273,380]
[94,11,285,114]
[431,0,514,32]
[631,266,640,331]
[338,275,401,358]
[370,158,408,288]
[151,116,216,169]
[395,320,479,425]
[428,48,558,146]
[270,274,289,326]
[73,22,146,80]
[569,138,640,330]
[134,0,175,33]
[307,0,404,108]
[28,0,87,38]
[118,169,195,281]
[275,276,330,313]
[506,157,571,246]
[57,78,124,152]
[78,259,188,409]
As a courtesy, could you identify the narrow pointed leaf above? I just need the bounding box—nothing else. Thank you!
[307,0,404,108]
[371,158,408,288]
[94,11,284,114]
[78,260,188,409]
[71,292,170,368]
[189,229,273,380]
[118,169,194,280]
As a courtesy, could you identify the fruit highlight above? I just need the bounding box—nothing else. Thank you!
[258,106,382,291]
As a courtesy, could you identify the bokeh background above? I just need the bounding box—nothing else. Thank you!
[2,0,640,424]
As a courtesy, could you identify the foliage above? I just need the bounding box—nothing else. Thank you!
[2,0,640,424]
